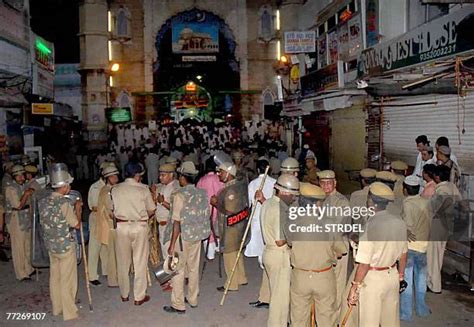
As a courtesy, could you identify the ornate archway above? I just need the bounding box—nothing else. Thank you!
[153,8,240,118]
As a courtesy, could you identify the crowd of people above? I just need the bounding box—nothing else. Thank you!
[0,127,466,326]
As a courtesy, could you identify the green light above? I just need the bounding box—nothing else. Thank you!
[36,39,52,55]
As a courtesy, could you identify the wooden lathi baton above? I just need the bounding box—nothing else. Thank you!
[311,302,315,327]
[79,221,93,311]
[341,305,353,327]
[220,166,270,306]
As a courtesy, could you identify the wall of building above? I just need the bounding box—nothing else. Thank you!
[330,101,367,194]
[54,64,82,120]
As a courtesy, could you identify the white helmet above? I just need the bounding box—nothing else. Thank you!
[50,163,74,188]
[274,174,300,195]
[102,166,119,178]
[218,162,237,177]
[280,157,300,172]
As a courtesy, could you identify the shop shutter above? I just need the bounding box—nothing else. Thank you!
[380,93,474,170]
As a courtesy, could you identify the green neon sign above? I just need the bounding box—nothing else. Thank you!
[35,39,52,55]
[106,107,132,123]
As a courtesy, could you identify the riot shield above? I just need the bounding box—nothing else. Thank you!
[31,188,52,268]
[216,179,249,253]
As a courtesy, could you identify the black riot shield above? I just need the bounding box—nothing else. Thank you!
[216,179,249,253]
[31,188,52,268]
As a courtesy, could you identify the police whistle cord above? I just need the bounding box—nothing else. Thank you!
[79,222,93,312]
[341,305,353,327]
[220,166,270,306]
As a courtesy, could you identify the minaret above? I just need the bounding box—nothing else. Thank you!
[78,0,109,147]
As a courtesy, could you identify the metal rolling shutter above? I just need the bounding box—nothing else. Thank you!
[381,93,474,170]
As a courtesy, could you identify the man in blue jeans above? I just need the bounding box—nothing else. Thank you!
[400,175,431,321]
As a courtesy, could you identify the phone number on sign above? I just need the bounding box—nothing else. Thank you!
[419,44,456,62]
[6,313,46,320]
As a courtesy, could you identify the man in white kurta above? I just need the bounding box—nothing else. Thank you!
[245,159,276,308]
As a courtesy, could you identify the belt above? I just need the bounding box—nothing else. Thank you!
[159,221,167,226]
[368,263,397,271]
[12,205,30,211]
[116,218,147,223]
[295,265,333,273]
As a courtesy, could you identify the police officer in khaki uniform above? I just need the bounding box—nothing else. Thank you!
[302,153,319,185]
[87,162,114,285]
[350,168,377,227]
[212,162,248,292]
[39,163,81,321]
[347,182,408,327]
[163,161,209,314]
[152,163,179,255]
[261,174,299,327]
[427,165,462,294]
[376,170,401,216]
[25,165,42,191]
[111,161,156,305]
[5,165,35,280]
[287,183,345,327]
[96,165,120,287]
[391,160,408,208]
[318,170,350,316]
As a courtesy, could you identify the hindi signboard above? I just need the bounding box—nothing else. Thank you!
[284,31,316,53]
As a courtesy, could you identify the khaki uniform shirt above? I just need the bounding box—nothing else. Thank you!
[88,179,105,212]
[112,178,156,221]
[323,190,351,225]
[96,184,113,244]
[302,167,319,185]
[401,195,431,253]
[155,179,179,221]
[356,210,408,267]
[429,181,462,241]
[261,196,287,250]
[288,213,345,270]
[350,186,369,225]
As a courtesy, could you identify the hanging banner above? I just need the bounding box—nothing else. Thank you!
[348,14,362,58]
[366,0,379,47]
[358,9,474,77]
[317,34,328,69]
[284,31,316,53]
[337,22,349,61]
[328,30,339,64]
[172,22,219,54]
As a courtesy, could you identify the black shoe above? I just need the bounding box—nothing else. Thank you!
[240,282,248,286]
[249,300,269,308]
[90,280,101,286]
[163,306,186,314]
[185,297,197,308]
[28,270,40,278]
[21,277,32,282]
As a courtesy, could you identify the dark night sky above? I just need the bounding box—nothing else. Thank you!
[30,0,80,64]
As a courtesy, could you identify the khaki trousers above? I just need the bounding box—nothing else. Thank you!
[426,241,446,293]
[170,240,201,310]
[258,268,271,303]
[223,251,247,291]
[158,222,167,259]
[335,253,349,315]
[115,221,149,301]
[107,227,118,287]
[359,268,400,327]
[88,213,108,280]
[7,217,33,280]
[263,248,291,327]
[291,268,338,327]
[49,245,78,321]
[338,266,359,327]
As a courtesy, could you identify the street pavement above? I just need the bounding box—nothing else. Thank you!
[0,249,473,326]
